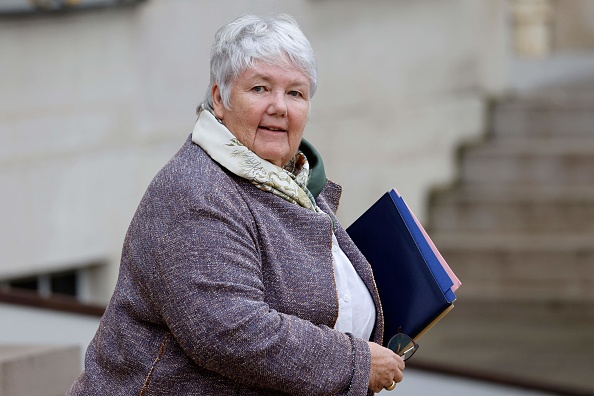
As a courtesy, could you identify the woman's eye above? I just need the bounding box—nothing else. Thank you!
[252,86,265,93]
[288,90,302,98]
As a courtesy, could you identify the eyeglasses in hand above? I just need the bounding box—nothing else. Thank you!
[387,332,419,361]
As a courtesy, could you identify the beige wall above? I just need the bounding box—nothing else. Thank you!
[508,0,594,91]
[553,0,594,51]
[0,0,511,302]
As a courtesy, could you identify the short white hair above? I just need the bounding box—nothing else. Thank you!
[203,14,318,110]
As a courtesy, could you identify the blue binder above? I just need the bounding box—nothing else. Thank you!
[346,190,456,342]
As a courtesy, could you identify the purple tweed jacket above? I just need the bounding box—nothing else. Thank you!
[69,136,384,396]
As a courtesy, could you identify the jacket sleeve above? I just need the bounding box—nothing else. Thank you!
[150,191,372,395]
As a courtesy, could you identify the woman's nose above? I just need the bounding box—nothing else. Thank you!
[267,92,288,116]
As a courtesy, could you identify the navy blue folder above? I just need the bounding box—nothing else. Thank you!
[346,190,456,342]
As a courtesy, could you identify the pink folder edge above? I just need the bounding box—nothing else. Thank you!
[392,188,461,292]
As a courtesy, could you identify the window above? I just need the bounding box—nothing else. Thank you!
[0,0,146,15]
[7,270,78,298]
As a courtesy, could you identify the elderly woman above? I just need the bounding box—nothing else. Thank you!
[69,14,405,395]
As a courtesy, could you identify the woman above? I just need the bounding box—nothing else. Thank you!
[69,14,405,395]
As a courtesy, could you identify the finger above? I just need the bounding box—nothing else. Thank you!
[397,356,406,370]
[384,380,397,391]
[393,369,404,383]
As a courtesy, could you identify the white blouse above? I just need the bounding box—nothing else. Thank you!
[331,232,376,341]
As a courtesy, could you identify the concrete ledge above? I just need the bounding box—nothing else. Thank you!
[0,345,80,396]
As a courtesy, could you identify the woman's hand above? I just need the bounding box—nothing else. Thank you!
[367,341,405,393]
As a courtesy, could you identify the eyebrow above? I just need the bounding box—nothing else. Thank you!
[248,72,309,88]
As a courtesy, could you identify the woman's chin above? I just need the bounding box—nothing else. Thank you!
[253,144,292,167]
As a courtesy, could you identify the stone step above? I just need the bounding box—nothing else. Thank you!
[429,187,594,234]
[493,96,594,138]
[433,234,594,302]
[0,344,80,396]
[460,139,594,186]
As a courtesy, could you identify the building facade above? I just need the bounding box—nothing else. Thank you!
[0,0,592,305]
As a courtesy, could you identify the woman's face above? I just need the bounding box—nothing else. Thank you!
[212,60,310,167]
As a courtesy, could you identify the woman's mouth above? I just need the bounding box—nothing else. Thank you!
[259,126,287,132]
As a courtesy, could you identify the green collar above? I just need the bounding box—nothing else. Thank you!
[299,138,327,198]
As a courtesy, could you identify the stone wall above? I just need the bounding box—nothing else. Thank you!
[0,0,505,302]
[0,345,80,396]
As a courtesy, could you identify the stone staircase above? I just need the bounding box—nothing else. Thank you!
[428,92,594,302]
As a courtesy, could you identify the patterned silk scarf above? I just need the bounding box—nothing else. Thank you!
[192,107,322,213]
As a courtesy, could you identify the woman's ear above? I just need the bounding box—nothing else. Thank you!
[212,84,225,120]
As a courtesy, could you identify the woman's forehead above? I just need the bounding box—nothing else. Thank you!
[240,60,310,85]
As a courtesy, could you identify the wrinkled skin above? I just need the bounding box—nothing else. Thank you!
[367,342,405,393]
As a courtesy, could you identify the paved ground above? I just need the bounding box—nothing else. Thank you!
[405,299,594,395]
[381,370,555,396]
